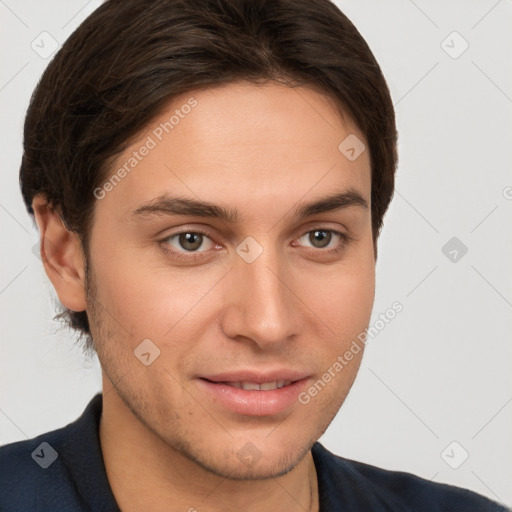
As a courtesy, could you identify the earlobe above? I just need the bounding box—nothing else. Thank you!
[32,194,87,312]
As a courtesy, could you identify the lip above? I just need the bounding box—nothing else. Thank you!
[197,369,310,417]
[200,369,310,384]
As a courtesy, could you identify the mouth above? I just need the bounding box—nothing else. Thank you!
[197,371,310,416]
[204,379,293,390]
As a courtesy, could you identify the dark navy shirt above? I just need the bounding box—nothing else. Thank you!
[0,394,508,511]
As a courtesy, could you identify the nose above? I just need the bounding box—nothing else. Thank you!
[220,244,303,350]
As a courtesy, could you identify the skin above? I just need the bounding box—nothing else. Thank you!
[32,81,375,512]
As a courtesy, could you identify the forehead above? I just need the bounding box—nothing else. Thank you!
[96,81,371,222]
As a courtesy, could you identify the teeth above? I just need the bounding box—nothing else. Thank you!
[241,382,261,390]
[260,381,277,391]
[224,380,292,390]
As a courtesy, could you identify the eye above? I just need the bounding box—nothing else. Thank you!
[163,231,215,253]
[297,229,345,250]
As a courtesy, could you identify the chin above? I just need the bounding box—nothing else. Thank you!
[174,434,314,481]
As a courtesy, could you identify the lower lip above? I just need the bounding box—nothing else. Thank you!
[197,378,309,416]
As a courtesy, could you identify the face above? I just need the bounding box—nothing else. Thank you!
[86,81,375,479]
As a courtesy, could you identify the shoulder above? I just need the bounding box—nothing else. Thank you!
[0,394,118,512]
[0,420,78,510]
[312,442,509,511]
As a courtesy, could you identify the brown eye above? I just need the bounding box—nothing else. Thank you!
[163,231,215,254]
[309,230,332,248]
[178,232,204,251]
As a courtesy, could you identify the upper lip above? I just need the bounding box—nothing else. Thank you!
[200,369,310,384]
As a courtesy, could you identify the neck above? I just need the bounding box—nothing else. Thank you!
[98,384,319,512]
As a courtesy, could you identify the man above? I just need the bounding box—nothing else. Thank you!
[0,0,507,510]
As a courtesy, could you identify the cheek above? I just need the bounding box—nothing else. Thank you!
[329,269,374,333]
[89,239,226,340]
[301,250,375,344]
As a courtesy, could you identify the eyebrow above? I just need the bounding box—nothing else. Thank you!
[130,189,368,223]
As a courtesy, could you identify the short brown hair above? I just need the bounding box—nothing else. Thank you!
[20,0,398,353]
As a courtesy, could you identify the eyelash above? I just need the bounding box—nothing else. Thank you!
[159,228,353,261]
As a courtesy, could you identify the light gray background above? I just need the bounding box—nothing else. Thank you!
[1,0,511,506]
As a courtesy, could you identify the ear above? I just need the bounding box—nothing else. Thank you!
[32,194,87,312]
